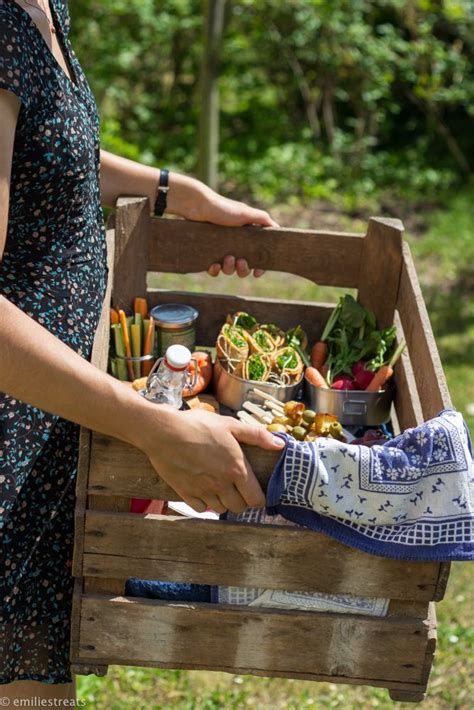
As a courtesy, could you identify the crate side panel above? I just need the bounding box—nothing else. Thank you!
[78,596,429,684]
[146,291,335,347]
[88,435,278,499]
[397,243,451,418]
[82,511,441,600]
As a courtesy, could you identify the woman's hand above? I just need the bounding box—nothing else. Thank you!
[99,151,279,278]
[138,405,285,513]
[201,191,279,278]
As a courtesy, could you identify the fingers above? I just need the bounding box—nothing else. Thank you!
[222,254,235,275]
[231,420,286,451]
[244,207,280,229]
[207,263,221,277]
[202,494,227,515]
[217,487,249,514]
[234,454,266,508]
[236,258,251,278]
[183,496,208,513]
[208,255,264,279]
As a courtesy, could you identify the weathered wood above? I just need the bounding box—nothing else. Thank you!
[358,217,404,329]
[88,434,279,499]
[388,690,425,703]
[397,242,452,419]
[147,290,335,347]
[387,600,430,619]
[78,596,430,684]
[70,663,108,678]
[149,218,364,286]
[113,196,150,311]
[393,311,424,430]
[82,510,442,601]
[433,562,451,602]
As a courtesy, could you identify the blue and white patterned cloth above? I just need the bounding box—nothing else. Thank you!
[262,409,473,561]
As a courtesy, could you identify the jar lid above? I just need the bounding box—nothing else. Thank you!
[165,344,192,370]
[150,303,199,330]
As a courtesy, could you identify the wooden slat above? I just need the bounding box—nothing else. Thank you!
[397,243,451,419]
[149,218,364,286]
[88,434,279,499]
[82,510,441,601]
[113,196,150,311]
[358,217,404,329]
[77,595,430,685]
[147,290,335,347]
[393,311,424,430]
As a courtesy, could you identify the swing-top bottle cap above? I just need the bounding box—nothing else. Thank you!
[165,344,192,371]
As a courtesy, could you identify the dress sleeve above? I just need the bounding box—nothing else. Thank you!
[0,9,32,107]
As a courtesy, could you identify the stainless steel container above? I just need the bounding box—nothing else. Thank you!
[305,376,394,426]
[214,359,303,411]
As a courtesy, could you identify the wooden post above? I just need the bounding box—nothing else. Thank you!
[198,0,227,190]
[113,196,150,312]
[358,217,404,328]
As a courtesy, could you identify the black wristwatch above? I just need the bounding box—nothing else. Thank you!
[153,168,169,216]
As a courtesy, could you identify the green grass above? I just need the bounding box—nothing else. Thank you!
[78,192,474,708]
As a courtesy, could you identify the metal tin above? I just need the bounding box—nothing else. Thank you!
[304,376,394,426]
[150,304,199,356]
[214,359,303,411]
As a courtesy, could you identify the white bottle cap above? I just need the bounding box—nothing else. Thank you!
[165,344,192,371]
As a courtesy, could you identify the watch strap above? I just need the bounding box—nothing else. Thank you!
[153,169,169,216]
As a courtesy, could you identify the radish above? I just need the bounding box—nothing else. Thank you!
[331,376,355,390]
[352,360,375,390]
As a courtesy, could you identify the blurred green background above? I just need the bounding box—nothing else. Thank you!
[70,1,473,707]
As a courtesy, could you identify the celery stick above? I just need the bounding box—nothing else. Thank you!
[142,319,150,350]
[110,358,118,378]
[131,323,142,378]
[112,324,128,381]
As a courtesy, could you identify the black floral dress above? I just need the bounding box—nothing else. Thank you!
[0,0,107,683]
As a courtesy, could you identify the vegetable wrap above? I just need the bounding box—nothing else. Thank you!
[259,323,286,348]
[216,323,249,372]
[272,346,304,383]
[226,311,258,333]
[247,328,278,355]
[241,353,272,382]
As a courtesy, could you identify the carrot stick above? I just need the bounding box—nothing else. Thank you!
[310,341,328,369]
[134,297,148,318]
[110,309,119,325]
[305,366,329,389]
[365,365,393,392]
[141,317,155,376]
[131,323,142,379]
[119,309,135,381]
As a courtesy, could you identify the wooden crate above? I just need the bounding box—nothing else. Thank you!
[70,198,452,703]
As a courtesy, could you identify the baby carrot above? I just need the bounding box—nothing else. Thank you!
[311,341,328,369]
[305,366,329,389]
[141,317,155,376]
[365,365,393,392]
[119,309,135,381]
[134,297,148,318]
[110,308,119,325]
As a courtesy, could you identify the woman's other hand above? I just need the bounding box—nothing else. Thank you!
[202,191,279,278]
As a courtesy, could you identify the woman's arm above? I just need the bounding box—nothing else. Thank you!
[100,149,278,277]
[0,90,283,513]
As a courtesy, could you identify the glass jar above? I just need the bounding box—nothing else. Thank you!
[150,303,199,356]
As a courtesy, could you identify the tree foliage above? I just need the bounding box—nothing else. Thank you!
[69,0,474,202]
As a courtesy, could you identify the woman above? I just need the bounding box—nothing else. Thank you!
[0,0,284,699]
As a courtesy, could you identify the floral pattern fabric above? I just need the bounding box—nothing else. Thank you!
[0,0,106,683]
[265,410,474,561]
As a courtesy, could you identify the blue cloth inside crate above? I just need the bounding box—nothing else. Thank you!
[256,408,473,561]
